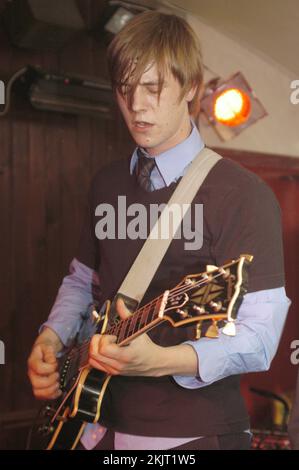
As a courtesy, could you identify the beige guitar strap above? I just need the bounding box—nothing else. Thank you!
[111,147,222,316]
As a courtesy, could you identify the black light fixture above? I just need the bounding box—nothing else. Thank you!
[0,66,113,119]
[104,5,136,35]
[95,0,154,44]
[1,0,85,51]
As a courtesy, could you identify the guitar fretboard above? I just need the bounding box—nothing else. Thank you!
[77,294,165,369]
[108,295,165,344]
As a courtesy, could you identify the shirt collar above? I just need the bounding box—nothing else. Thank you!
[130,120,205,187]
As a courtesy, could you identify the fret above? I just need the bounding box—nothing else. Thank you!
[128,312,140,336]
[140,307,149,328]
[117,321,127,344]
[108,324,117,336]
[153,298,161,319]
[135,301,159,328]
[123,318,132,340]
[108,321,121,337]
[150,297,162,321]
[143,304,154,324]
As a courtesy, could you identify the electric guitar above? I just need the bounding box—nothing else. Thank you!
[30,253,253,450]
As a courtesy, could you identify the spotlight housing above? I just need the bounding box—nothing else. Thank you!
[200,71,267,141]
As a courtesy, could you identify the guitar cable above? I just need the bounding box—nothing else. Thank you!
[0,66,28,117]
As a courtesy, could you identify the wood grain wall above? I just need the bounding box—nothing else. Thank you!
[0,0,133,447]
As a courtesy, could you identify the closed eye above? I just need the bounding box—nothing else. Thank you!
[146,85,159,94]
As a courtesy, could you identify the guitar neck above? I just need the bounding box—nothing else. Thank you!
[77,292,169,370]
[107,291,169,345]
[75,254,253,370]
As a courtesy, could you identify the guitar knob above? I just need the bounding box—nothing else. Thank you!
[176,309,188,318]
[192,305,206,314]
[44,405,55,417]
[209,301,222,312]
[38,424,55,436]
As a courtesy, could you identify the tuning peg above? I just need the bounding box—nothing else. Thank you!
[201,273,211,281]
[176,309,189,318]
[209,301,222,312]
[185,278,195,285]
[205,321,219,338]
[240,254,254,263]
[192,305,206,314]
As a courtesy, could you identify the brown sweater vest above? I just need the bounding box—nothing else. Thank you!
[77,156,284,437]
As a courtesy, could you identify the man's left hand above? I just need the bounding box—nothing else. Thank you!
[88,298,165,377]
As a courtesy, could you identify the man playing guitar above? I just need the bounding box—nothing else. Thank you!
[28,11,290,450]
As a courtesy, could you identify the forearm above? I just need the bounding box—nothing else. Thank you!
[155,343,199,377]
[41,258,98,347]
[34,327,64,354]
[173,287,291,389]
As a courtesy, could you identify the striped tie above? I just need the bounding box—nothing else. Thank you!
[135,149,156,192]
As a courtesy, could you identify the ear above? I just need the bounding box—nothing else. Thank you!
[186,84,198,103]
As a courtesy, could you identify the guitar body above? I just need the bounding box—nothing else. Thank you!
[69,368,112,423]
[30,302,113,450]
[45,372,112,450]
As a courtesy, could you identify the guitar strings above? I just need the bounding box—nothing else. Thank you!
[77,270,227,363]
[73,270,228,365]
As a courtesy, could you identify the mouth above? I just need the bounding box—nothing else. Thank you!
[132,121,154,131]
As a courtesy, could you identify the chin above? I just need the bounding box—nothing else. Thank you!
[132,134,154,149]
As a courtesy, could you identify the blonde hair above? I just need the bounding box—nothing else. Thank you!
[107,11,204,114]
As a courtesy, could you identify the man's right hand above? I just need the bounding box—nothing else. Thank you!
[28,328,63,400]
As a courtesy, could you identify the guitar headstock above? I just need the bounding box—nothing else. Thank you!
[162,254,253,339]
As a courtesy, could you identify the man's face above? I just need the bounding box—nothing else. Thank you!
[116,63,195,156]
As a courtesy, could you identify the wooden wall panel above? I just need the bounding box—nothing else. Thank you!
[0,1,133,441]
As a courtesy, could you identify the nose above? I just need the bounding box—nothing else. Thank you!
[131,85,147,113]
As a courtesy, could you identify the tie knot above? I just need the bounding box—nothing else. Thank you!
[135,150,156,191]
